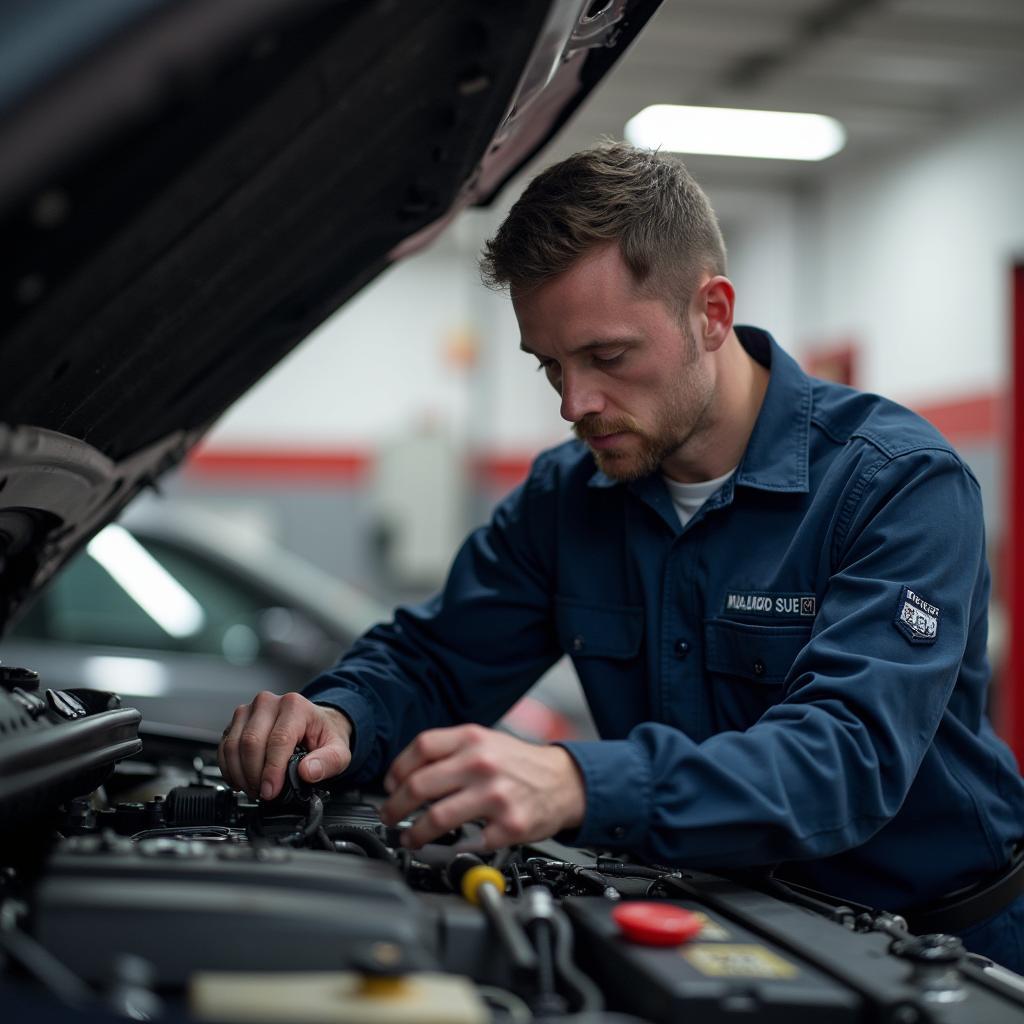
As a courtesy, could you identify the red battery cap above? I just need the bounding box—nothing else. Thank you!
[612,902,704,946]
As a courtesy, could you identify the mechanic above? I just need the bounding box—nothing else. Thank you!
[220,144,1024,969]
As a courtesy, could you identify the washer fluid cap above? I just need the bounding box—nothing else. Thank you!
[612,902,704,946]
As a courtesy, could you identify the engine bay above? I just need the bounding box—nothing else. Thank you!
[3,681,1024,1023]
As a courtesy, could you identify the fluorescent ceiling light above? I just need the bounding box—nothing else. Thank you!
[625,104,846,161]
[87,524,206,638]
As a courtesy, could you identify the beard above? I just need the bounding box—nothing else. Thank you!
[572,321,713,482]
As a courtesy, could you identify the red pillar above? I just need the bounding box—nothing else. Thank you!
[1004,265,1024,765]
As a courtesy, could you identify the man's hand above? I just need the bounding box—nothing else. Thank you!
[378,724,586,850]
[218,691,353,799]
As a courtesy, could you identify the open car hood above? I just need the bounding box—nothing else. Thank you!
[0,0,661,633]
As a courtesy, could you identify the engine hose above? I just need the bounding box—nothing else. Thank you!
[321,824,396,864]
[758,875,859,926]
[594,860,674,881]
[316,829,370,858]
[520,887,603,1014]
[509,862,525,898]
[574,867,618,895]
[548,901,603,1012]
[533,920,556,992]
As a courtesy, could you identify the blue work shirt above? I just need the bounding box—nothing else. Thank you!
[305,326,1024,913]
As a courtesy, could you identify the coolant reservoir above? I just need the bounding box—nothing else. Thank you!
[190,968,488,1024]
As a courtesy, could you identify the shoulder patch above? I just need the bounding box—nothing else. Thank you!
[895,587,940,644]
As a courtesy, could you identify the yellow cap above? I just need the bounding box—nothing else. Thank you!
[461,865,505,906]
[357,975,410,999]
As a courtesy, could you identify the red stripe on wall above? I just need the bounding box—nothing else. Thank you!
[912,393,1003,446]
[470,454,535,491]
[186,447,371,482]
[1004,266,1024,765]
[185,447,540,489]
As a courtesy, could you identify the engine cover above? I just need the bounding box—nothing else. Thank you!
[33,836,437,986]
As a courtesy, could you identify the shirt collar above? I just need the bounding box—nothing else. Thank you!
[731,325,811,494]
[587,325,811,495]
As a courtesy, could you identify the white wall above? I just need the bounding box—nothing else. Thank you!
[797,95,1024,404]
[711,185,801,349]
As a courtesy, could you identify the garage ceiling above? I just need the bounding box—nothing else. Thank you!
[547,0,1024,187]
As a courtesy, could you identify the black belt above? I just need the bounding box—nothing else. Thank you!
[902,844,1024,937]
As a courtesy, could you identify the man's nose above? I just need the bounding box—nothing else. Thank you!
[559,370,604,424]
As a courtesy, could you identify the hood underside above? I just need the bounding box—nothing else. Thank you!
[0,0,661,631]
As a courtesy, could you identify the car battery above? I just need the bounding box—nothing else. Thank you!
[565,896,860,1023]
[565,874,1024,1024]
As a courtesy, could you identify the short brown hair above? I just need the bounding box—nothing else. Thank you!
[480,142,726,313]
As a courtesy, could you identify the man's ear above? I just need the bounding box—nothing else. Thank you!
[696,275,735,352]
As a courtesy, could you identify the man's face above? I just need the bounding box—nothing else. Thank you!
[513,243,715,481]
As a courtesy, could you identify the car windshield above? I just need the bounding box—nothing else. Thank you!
[13,525,266,663]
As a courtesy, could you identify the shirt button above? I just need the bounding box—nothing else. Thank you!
[753,658,766,676]
[611,825,626,840]
[675,639,691,657]
[572,634,585,653]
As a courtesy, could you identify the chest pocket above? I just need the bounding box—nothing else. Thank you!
[704,618,812,730]
[555,598,643,659]
[704,618,812,684]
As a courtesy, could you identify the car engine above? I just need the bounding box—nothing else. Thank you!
[3,675,1024,1024]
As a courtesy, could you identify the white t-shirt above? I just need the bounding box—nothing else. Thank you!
[663,467,737,529]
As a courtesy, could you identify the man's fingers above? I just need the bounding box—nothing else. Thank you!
[298,706,354,783]
[379,753,472,826]
[382,730,581,851]
[400,788,487,850]
[219,695,354,800]
[236,692,282,796]
[258,694,311,800]
[384,725,487,794]
[299,738,351,785]
[219,703,251,793]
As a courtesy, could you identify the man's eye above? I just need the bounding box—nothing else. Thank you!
[536,360,558,374]
[593,350,625,367]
